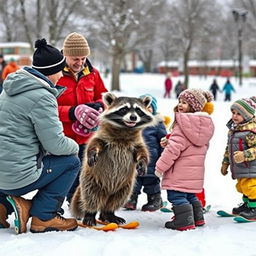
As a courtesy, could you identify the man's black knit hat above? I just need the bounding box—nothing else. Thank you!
[32,38,65,76]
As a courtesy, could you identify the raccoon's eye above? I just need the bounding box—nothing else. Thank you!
[119,106,129,115]
[135,107,144,116]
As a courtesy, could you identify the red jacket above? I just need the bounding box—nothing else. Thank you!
[164,78,172,90]
[2,62,20,80]
[57,61,108,144]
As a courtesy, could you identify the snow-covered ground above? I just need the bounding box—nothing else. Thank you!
[1,73,256,256]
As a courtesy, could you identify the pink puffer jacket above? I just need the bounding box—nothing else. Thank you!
[156,112,214,193]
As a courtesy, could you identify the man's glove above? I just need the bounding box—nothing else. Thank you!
[74,104,101,129]
[233,151,245,163]
[221,163,229,176]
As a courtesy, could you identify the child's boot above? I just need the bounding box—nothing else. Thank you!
[192,201,205,226]
[232,203,248,215]
[165,204,195,231]
[232,195,249,215]
[141,193,163,211]
[124,193,138,210]
[239,207,256,219]
[239,199,256,219]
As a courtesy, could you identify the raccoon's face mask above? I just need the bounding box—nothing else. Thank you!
[101,92,154,128]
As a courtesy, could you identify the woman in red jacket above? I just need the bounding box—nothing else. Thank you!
[57,32,108,203]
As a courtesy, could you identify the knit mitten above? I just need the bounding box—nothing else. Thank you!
[74,104,101,129]
[72,121,90,137]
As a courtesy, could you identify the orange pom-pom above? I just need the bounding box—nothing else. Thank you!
[163,115,171,128]
[202,102,214,115]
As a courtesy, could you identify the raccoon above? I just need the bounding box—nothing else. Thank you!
[70,92,155,226]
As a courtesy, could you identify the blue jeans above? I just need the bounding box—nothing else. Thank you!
[0,154,80,220]
[133,176,161,195]
[167,190,199,206]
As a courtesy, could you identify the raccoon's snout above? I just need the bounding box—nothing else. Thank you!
[129,114,137,121]
[123,113,138,127]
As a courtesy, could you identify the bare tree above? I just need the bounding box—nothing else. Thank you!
[233,0,256,58]
[1,0,83,50]
[168,0,218,88]
[193,3,223,78]
[0,0,19,41]
[158,16,179,72]
[46,0,82,45]
[135,4,165,73]
[35,0,44,39]
[82,0,165,91]
[137,49,153,72]
[19,0,34,51]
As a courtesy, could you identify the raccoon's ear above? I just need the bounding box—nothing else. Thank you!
[102,92,117,106]
[141,95,152,108]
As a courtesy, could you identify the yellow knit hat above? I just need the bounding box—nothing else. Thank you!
[63,32,90,57]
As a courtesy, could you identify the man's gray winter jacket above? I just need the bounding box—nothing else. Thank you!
[0,68,78,190]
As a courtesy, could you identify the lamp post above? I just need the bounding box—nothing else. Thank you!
[232,8,248,86]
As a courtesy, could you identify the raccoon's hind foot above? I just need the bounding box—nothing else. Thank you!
[99,211,126,224]
[82,211,97,226]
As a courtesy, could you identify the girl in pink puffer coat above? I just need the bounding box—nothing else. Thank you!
[156,88,215,231]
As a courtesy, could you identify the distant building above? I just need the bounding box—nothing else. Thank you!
[158,60,256,77]
[0,42,32,66]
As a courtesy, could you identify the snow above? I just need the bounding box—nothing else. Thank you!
[1,73,256,256]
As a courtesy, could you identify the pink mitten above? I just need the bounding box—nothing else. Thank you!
[74,105,101,129]
[72,121,90,137]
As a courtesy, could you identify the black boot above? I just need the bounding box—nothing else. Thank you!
[233,195,249,215]
[165,204,195,231]
[124,194,138,210]
[232,203,248,215]
[141,193,163,211]
[239,207,256,219]
[192,201,205,226]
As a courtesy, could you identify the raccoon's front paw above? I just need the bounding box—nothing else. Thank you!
[136,158,147,176]
[87,150,98,167]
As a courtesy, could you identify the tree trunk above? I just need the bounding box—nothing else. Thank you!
[36,0,43,39]
[139,49,153,72]
[19,0,34,51]
[143,61,151,73]
[183,49,190,89]
[111,54,122,91]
